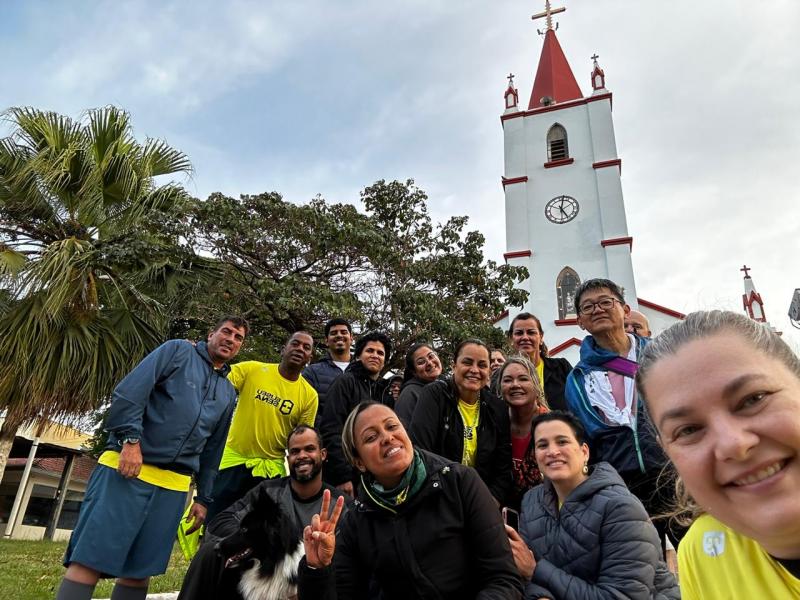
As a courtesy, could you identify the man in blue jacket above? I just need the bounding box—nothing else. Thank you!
[55,316,248,600]
[302,318,352,426]
[564,279,674,551]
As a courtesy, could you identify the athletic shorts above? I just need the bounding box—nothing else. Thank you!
[64,464,187,579]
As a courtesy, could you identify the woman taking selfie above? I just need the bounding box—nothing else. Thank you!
[496,356,549,510]
[394,342,443,425]
[637,310,800,597]
[410,339,512,505]
[513,411,678,599]
[297,402,522,599]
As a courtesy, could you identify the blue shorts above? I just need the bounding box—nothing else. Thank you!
[64,464,187,579]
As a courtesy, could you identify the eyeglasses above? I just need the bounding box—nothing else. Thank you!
[578,297,623,315]
[414,352,439,367]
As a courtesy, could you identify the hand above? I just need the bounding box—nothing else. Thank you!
[335,481,354,497]
[506,524,536,580]
[184,502,207,535]
[118,442,143,478]
[303,489,345,568]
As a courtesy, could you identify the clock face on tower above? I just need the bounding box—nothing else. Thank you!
[544,195,579,224]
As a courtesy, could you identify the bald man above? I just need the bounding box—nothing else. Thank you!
[624,310,652,338]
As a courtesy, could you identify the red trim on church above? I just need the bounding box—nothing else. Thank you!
[553,318,578,326]
[549,337,582,355]
[492,309,509,325]
[638,298,686,319]
[504,250,532,260]
[501,175,528,188]
[544,158,574,169]
[592,159,621,173]
[501,93,613,123]
[601,237,633,250]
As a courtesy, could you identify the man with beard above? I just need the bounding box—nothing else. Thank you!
[177,426,349,600]
[205,331,319,522]
[303,318,353,427]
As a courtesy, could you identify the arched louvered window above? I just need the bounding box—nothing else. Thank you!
[547,124,569,161]
[556,267,581,319]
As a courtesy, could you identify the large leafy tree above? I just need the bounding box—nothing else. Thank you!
[0,106,203,479]
[186,180,528,367]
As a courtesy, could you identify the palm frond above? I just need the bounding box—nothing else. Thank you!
[141,138,192,178]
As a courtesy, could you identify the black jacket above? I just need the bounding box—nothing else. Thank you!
[540,356,572,412]
[490,355,572,413]
[320,361,389,486]
[302,354,348,427]
[297,450,522,600]
[519,462,679,600]
[394,377,429,426]
[409,379,512,506]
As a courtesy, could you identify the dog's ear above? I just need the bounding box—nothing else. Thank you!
[251,487,282,521]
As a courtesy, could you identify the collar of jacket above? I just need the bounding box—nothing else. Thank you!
[539,461,626,516]
[574,334,647,373]
[195,341,232,377]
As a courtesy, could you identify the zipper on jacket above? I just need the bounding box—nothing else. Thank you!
[170,365,217,464]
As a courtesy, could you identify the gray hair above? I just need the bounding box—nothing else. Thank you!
[495,355,548,409]
[636,309,800,524]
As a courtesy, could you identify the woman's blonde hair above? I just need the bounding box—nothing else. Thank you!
[495,355,548,410]
[637,309,800,523]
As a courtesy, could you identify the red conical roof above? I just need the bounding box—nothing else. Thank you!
[528,29,583,109]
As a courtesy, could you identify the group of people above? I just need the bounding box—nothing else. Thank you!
[54,276,800,599]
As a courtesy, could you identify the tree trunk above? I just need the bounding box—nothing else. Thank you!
[0,416,21,485]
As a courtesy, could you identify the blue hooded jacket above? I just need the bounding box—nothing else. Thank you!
[565,335,666,475]
[104,340,238,505]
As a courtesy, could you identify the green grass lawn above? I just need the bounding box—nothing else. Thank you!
[0,539,188,599]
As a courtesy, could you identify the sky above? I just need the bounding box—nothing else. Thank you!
[1,0,798,349]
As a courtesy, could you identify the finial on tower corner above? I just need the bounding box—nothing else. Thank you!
[532,0,566,36]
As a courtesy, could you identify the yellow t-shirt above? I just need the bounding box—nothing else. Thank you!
[457,399,480,468]
[678,514,800,599]
[535,359,545,399]
[220,362,318,477]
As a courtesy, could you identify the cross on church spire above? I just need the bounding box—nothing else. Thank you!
[591,53,599,66]
[507,73,515,87]
[532,0,566,35]
[740,264,752,278]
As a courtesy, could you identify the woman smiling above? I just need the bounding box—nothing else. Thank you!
[297,402,522,599]
[513,411,678,599]
[394,342,443,425]
[637,310,800,597]
[410,339,512,505]
[497,356,549,509]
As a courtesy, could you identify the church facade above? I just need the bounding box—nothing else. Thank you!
[495,12,682,365]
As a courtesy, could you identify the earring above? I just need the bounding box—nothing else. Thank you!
[582,462,589,475]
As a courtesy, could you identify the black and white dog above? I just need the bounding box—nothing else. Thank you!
[216,489,305,600]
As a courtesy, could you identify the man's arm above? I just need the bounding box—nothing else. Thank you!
[104,340,183,440]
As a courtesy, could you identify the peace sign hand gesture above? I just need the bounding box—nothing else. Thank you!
[304,489,345,568]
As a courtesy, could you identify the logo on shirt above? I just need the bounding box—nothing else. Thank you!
[702,531,725,557]
[463,425,475,441]
[254,389,295,415]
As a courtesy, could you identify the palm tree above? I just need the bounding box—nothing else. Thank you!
[0,106,200,479]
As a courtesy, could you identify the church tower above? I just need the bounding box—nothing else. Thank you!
[498,2,639,362]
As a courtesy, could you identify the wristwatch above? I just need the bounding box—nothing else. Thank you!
[122,437,140,445]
